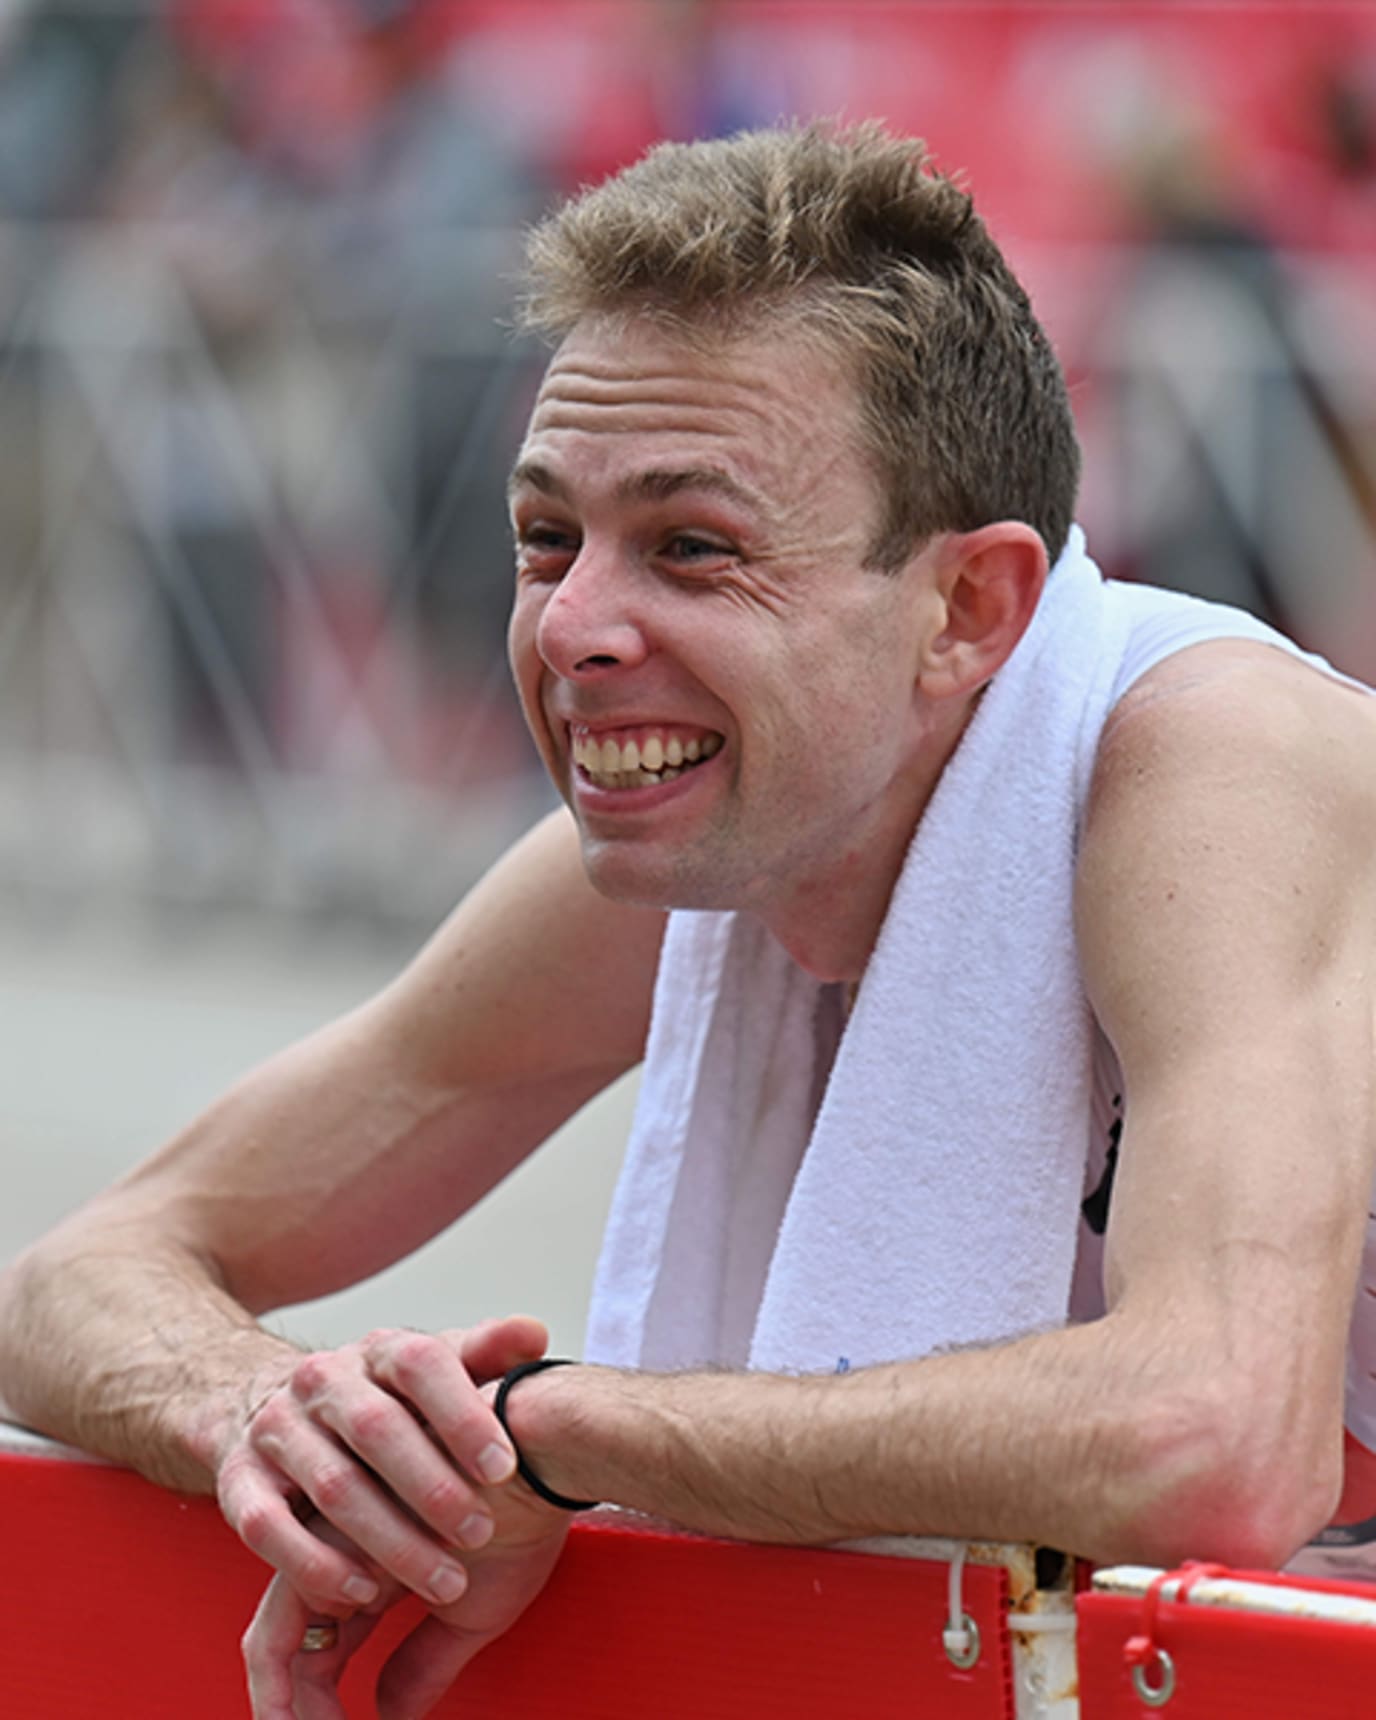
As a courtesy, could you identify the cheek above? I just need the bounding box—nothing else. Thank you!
[507,599,551,738]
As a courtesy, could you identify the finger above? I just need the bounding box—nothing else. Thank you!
[222,1446,382,1614]
[292,1340,504,1531]
[292,1611,387,1720]
[243,1572,385,1720]
[306,1367,500,1549]
[242,1577,320,1720]
[376,1612,491,1720]
[251,1409,474,1609]
[452,1316,550,1383]
[359,1329,521,1494]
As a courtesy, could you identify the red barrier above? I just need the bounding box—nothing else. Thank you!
[1,1447,1016,1718]
[1078,1569,1376,1718]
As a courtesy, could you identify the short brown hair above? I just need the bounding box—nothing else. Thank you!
[521,121,1080,569]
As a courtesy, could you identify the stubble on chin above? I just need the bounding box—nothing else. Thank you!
[573,825,745,915]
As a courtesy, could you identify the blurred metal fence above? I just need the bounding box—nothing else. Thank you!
[0,4,1373,936]
[4,221,1376,932]
[0,213,555,928]
[1084,241,1376,673]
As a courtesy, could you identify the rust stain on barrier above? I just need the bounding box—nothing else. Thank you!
[837,1536,1081,1717]
[1095,1563,1376,1630]
[1006,1547,1080,1719]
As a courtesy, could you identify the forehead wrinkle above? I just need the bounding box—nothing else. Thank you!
[536,353,785,422]
[521,333,871,537]
[541,351,766,393]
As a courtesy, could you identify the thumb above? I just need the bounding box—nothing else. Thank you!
[376,1613,489,1720]
[453,1316,549,1384]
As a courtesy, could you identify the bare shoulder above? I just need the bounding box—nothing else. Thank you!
[1076,640,1376,1061]
[1097,639,1373,801]
[369,807,666,1091]
[1085,639,1375,878]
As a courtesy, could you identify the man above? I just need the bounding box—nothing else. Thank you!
[2,124,1374,1720]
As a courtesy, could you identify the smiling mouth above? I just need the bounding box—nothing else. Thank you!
[570,725,724,791]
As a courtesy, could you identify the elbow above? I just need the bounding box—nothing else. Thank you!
[1102,1382,1343,1573]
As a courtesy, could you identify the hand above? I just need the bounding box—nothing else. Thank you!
[218,1315,548,1614]
[242,1481,570,1719]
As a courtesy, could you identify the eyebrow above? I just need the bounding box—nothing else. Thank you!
[507,459,766,515]
[507,459,571,505]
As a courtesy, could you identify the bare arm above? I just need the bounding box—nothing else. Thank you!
[0,808,663,1496]
[502,647,1376,1568]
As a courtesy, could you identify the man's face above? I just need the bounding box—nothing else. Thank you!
[506,316,942,951]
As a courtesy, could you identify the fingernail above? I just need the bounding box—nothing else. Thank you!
[456,1511,493,1550]
[343,1574,379,1605]
[429,1563,467,1604]
[476,1441,515,1483]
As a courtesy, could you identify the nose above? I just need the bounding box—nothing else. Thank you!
[534,546,650,680]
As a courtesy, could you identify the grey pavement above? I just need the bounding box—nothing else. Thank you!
[0,904,637,1365]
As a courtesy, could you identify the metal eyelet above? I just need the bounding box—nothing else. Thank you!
[943,1613,981,1669]
[1131,1644,1176,1708]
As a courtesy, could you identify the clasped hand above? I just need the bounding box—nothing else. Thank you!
[218,1315,570,1718]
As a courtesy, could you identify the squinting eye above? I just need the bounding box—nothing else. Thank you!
[516,526,578,575]
[518,526,575,551]
[665,535,728,562]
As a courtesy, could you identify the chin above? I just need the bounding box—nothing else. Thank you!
[577,837,734,914]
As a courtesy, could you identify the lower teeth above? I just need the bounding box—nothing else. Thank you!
[587,761,689,789]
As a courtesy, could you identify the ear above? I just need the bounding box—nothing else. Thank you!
[914,523,1048,700]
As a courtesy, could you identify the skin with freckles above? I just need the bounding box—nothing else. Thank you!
[507,317,1018,981]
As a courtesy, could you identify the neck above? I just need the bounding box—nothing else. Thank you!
[760,696,976,982]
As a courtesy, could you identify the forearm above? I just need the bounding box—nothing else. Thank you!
[0,1214,299,1492]
[509,1310,1336,1567]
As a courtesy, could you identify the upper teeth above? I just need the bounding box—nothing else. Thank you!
[573,729,721,782]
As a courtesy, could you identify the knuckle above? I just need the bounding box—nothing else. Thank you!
[359,1326,404,1365]
[340,1398,392,1449]
[418,1473,469,1521]
[389,1332,441,1384]
[291,1351,335,1399]
[310,1461,357,1512]
[234,1499,279,1553]
[297,1548,346,1599]
[246,1393,292,1444]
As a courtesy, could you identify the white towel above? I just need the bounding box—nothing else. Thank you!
[585,528,1134,1375]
